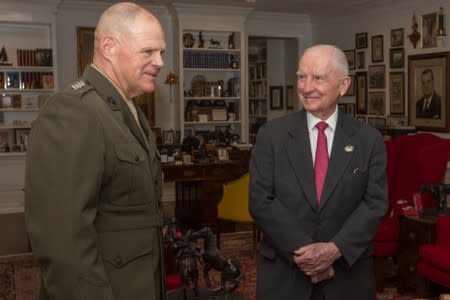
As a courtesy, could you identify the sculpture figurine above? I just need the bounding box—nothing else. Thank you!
[209,38,221,49]
[198,32,204,48]
[165,219,245,297]
[228,32,235,49]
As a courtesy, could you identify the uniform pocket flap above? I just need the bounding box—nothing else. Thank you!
[114,143,145,165]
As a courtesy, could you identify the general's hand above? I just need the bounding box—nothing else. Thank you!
[293,242,341,276]
[310,266,335,283]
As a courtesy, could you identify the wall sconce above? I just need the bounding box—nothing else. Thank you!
[164,72,178,103]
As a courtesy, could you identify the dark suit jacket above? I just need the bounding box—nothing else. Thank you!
[25,65,165,300]
[249,110,387,300]
[416,93,441,119]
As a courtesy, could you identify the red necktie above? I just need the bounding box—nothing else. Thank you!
[315,121,329,205]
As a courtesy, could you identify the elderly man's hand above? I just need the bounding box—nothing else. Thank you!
[310,266,335,283]
[293,242,341,276]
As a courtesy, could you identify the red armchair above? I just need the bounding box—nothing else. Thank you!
[373,133,450,291]
[417,216,450,290]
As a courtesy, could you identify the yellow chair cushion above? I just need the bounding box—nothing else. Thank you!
[217,173,252,222]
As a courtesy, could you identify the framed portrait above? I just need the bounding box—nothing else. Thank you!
[217,148,230,161]
[344,75,355,96]
[389,72,405,115]
[135,93,155,126]
[421,12,438,48]
[163,130,174,145]
[285,85,295,110]
[368,91,386,115]
[371,35,384,63]
[77,27,95,76]
[367,117,386,129]
[390,28,404,47]
[15,128,31,151]
[357,51,365,69]
[270,86,283,110]
[408,52,450,131]
[344,49,356,70]
[356,116,366,123]
[368,65,385,89]
[5,71,20,89]
[389,48,405,69]
[355,72,368,114]
[355,32,368,49]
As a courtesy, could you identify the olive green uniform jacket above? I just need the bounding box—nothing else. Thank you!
[25,65,165,300]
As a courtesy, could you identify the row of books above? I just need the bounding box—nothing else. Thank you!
[183,52,237,69]
[16,48,53,67]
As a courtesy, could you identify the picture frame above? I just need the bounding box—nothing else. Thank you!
[357,51,365,69]
[368,65,385,89]
[5,71,20,89]
[135,93,155,127]
[408,52,450,132]
[344,49,356,70]
[368,91,386,115]
[163,130,174,145]
[421,12,438,48]
[270,86,283,110]
[344,75,355,96]
[389,48,405,69]
[285,85,295,109]
[355,72,368,114]
[15,128,30,151]
[371,35,384,63]
[35,48,53,67]
[355,32,368,49]
[390,28,404,47]
[77,27,95,76]
[217,147,230,161]
[389,71,405,115]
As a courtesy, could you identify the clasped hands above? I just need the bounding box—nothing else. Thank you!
[293,242,341,284]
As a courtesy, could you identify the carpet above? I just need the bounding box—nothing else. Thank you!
[0,232,436,300]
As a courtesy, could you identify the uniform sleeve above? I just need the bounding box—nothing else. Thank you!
[25,92,115,299]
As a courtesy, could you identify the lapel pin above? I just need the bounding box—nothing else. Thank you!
[344,145,354,152]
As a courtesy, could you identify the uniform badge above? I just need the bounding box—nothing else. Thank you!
[71,80,86,90]
[344,145,354,152]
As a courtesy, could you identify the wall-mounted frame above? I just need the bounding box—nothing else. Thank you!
[355,72,368,114]
[355,32,368,49]
[285,85,294,110]
[368,65,385,89]
[357,51,365,69]
[389,72,405,115]
[344,75,355,96]
[390,28,404,47]
[344,49,356,70]
[135,93,155,127]
[77,27,95,76]
[163,130,174,145]
[270,86,283,110]
[408,52,450,132]
[371,35,384,63]
[389,48,405,69]
[368,91,385,115]
[421,12,438,48]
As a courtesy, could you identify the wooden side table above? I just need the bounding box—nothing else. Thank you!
[398,215,437,296]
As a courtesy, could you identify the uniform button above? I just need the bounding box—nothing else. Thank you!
[135,155,140,162]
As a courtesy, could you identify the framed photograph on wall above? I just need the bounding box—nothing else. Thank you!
[368,65,385,89]
[285,85,294,109]
[371,35,384,63]
[355,32,368,49]
[408,52,450,131]
[368,91,386,115]
[357,51,365,69]
[421,12,438,48]
[344,75,355,96]
[389,72,405,115]
[390,28,404,47]
[344,49,356,70]
[77,27,95,76]
[355,72,368,114]
[270,86,283,110]
[389,48,405,68]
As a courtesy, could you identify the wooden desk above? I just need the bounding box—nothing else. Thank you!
[398,215,437,296]
[162,159,248,230]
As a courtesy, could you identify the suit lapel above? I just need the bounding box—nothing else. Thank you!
[319,113,355,209]
[286,111,317,210]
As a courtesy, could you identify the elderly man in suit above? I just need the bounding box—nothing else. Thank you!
[25,2,166,299]
[416,68,441,119]
[249,44,388,300]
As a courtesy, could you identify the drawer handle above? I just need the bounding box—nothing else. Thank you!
[409,232,416,239]
[409,266,415,272]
